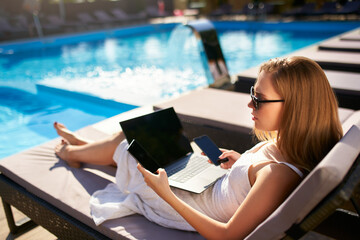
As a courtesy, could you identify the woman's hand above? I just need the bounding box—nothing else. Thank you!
[218,149,241,169]
[203,149,241,169]
[137,164,172,201]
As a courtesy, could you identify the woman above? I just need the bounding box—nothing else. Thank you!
[54,56,343,239]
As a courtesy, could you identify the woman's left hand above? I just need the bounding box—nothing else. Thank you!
[137,164,172,200]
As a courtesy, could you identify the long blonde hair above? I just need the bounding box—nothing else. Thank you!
[255,56,343,171]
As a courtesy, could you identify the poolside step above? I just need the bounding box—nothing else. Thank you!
[36,83,138,113]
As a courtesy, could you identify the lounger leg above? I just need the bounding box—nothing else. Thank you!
[1,198,37,235]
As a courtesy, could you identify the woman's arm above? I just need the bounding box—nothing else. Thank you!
[137,165,227,238]
[137,162,301,239]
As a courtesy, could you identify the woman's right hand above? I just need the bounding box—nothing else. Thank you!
[217,149,241,169]
[137,164,173,201]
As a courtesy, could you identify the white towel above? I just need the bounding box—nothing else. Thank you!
[89,140,196,231]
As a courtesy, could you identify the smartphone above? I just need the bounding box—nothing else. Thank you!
[127,139,160,173]
[193,135,228,166]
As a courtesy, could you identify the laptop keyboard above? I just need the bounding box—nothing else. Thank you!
[167,155,209,183]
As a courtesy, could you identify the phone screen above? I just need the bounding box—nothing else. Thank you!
[127,139,160,173]
[193,135,228,166]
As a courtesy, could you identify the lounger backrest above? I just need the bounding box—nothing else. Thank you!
[245,120,360,239]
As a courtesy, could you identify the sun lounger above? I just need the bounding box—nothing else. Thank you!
[155,87,360,238]
[283,28,360,72]
[233,27,360,110]
[247,120,360,239]
[111,8,146,23]
[331,1,360,15]
[289,45,360,72]
[230,4,253,15]
[340,29,360,41]
[306,1,338,15]
[318,38,360,52]
[209,4,233,17]
[44,14,83,30]
[110,8,130,21]
[282,3,316,17]
[1,90,359,239]
[76,13,103,27]
[229,3,274,17]
[257,3,275,16]
[0,18,19,32]
[235,65,360,110]
[154,88,357,151]
[0,106,203,240]
[0,17,28,39]
[93,10,119,24]
[322,70,360,110]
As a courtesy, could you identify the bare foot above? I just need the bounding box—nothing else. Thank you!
[55,140,82,168]
[54,122,88,145]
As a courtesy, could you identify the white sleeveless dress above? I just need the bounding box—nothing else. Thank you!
[89,140,303,231]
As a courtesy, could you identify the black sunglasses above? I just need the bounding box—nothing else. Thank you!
[250,86,284,110]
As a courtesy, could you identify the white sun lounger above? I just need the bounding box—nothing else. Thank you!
[233,27,360,110]
[154,88,357,150]
[235,65,360,110]
[318,38,360,52]
[340,29,360,41]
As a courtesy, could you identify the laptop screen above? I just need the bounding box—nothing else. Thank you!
[119,108,193,167]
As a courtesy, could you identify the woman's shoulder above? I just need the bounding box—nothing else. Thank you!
[247,141,284,161]
[248,141,304,184]
[259,161,301,178]
[250,161,302,188]
[246,141,271,154]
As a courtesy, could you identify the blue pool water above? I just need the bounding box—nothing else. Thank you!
[0,21,359,159]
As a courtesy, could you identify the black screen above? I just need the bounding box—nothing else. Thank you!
[127,139,160,173]
[120,108,193,167]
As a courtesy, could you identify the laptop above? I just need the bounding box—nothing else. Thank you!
[119,107,228,193]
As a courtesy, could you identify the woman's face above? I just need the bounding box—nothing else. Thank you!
[248,71,284,131]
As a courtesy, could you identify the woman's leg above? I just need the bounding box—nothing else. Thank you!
[54,122,125,167]
[54,122,89,145]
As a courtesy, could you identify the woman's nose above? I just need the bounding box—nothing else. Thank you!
[248,99,255,109]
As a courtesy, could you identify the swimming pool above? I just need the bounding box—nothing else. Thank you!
[0,21,359,159]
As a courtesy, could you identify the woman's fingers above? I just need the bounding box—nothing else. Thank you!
[220,150,240,159]
[137,163,164,183]
[137,163,147,174]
